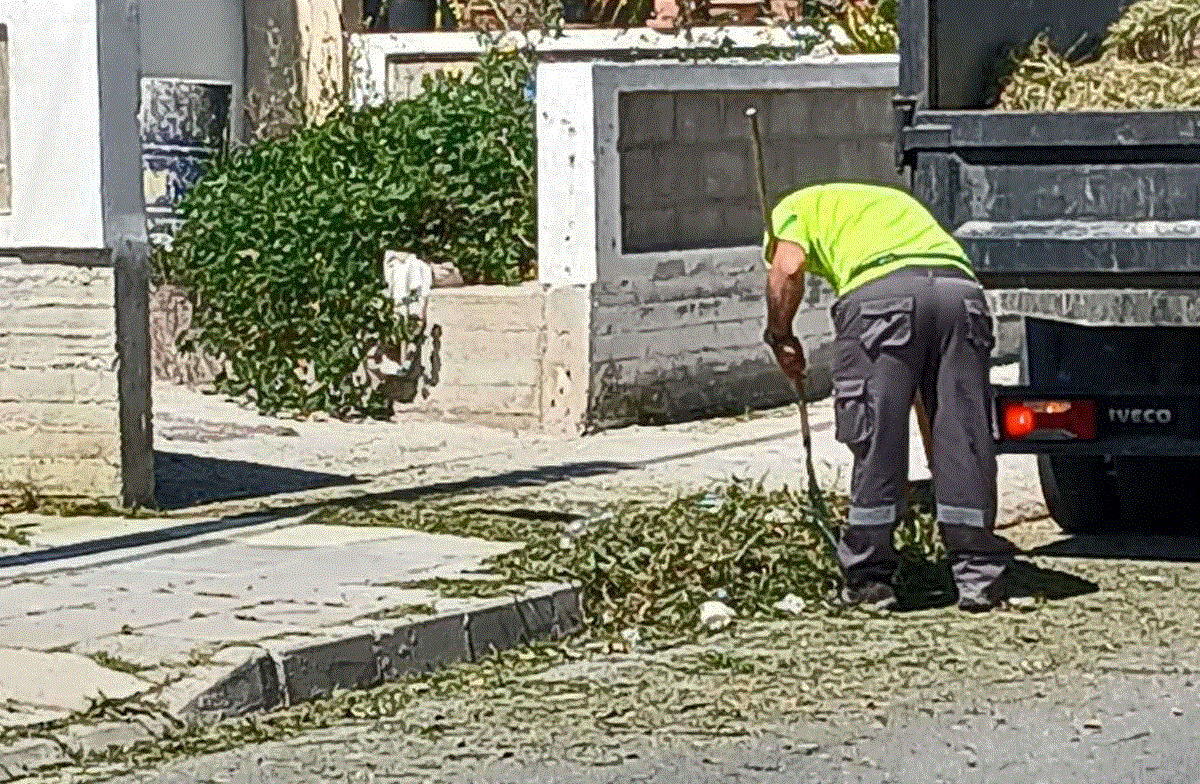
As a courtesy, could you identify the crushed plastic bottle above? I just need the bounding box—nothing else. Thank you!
[699,600,736,631]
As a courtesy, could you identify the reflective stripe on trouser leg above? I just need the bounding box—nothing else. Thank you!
[841,505,902,584]
[848,504,902,527]
[936,504,986,528]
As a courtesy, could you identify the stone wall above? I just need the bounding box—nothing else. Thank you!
[534,58,903,429]
[150,281,592,434]
[587,82,903,427]
[401,284,589,433]
[348,27,816,108]
[0,263,121,499]
[150,285,223,388]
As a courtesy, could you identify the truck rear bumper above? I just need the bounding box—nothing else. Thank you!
[993,384,1200,456]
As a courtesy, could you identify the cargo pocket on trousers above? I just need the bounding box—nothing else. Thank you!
[963,298,996,354]
[833,378,873,446]
[858,296,914,357]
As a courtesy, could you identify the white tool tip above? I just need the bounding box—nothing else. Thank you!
[745,107,757,117]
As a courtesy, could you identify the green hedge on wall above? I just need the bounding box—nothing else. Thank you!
[159,50,536,420]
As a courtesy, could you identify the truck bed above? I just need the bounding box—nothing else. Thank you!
[897,108,1200,282]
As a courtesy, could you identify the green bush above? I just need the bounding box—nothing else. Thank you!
[160,50,536,420]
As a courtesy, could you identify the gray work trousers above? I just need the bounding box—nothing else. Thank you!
[828,264,1016,604]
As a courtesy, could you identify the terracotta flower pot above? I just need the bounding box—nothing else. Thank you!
[464,3,505,29]
[646,0,680,30]
[706,0,762,24]
[768,0,800,22]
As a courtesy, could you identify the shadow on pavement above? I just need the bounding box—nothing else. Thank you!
[0,460,641,571]
[1032,534,1200,563]
[894,557,1099,612]
[155,453,639,512]
[365,460,638,503]
[154,451,364,510]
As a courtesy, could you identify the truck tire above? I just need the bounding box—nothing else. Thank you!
[1112,457,1200,533]
[1037,454,1121,535]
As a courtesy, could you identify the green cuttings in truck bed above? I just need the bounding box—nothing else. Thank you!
[997,0,1200,111]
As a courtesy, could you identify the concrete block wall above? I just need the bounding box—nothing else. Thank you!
[538,58,905,429]
[618,87,901,253]
[0,263,121,499]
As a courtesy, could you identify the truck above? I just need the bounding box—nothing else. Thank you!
[893,1,1200,533]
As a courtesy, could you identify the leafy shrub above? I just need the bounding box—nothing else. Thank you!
[159,49,536,420]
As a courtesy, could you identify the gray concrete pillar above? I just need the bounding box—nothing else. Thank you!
[99,0,155,508]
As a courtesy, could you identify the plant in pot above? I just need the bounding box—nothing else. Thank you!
[705,0,764,25]
[568,0,651,26]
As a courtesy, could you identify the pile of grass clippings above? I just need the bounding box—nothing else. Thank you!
[319,480,950,643]
[997,0,1200,110]
[507,481,844,640]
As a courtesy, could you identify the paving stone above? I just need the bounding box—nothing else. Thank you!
[329,586,444,611]
[232,599,387,628]
[66,720,156,757]
[45,567,224,594]
[0,608,171,650]
[0,703,66,728]
[398,532,526,559]
[229,524,416,548]
[278,632,380,706]
[148,614,306,645]
[185,571,347,603]
[94,591,245,624]
[71,634,224,672]
[374,613,470,680]
[0,648,150,713]
[0,737,68,779]
[127,543,308,576]
[0,583,111,619]
[292,553,466,589]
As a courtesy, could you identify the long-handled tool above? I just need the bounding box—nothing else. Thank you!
[745,107,937,547]
[744,108,838,554]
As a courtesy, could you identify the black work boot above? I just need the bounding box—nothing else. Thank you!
[957,567,1015,613]
[840,581,898,611]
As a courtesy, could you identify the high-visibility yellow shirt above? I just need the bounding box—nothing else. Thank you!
[763,183,976,297]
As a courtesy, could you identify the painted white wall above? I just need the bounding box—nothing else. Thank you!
[0,0,104,250]
[140,0,244,142]
[296,0,343,123]
[536,62,597,288]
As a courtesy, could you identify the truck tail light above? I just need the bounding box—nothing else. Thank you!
[999,399,1096,441]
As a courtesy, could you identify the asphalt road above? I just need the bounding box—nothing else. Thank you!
[94,663,1199,784]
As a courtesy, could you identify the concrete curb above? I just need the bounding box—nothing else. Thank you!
[179,584,584,722]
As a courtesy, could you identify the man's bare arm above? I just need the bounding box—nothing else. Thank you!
[766,239,806,339]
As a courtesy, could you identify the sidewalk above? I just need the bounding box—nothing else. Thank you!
[0,509,579,775]
[144,364,1045,527]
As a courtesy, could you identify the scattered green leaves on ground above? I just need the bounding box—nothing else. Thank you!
[88,652,153,677]
[385,577,527,599]
[319,479,949,641]
[0,482,159,527]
